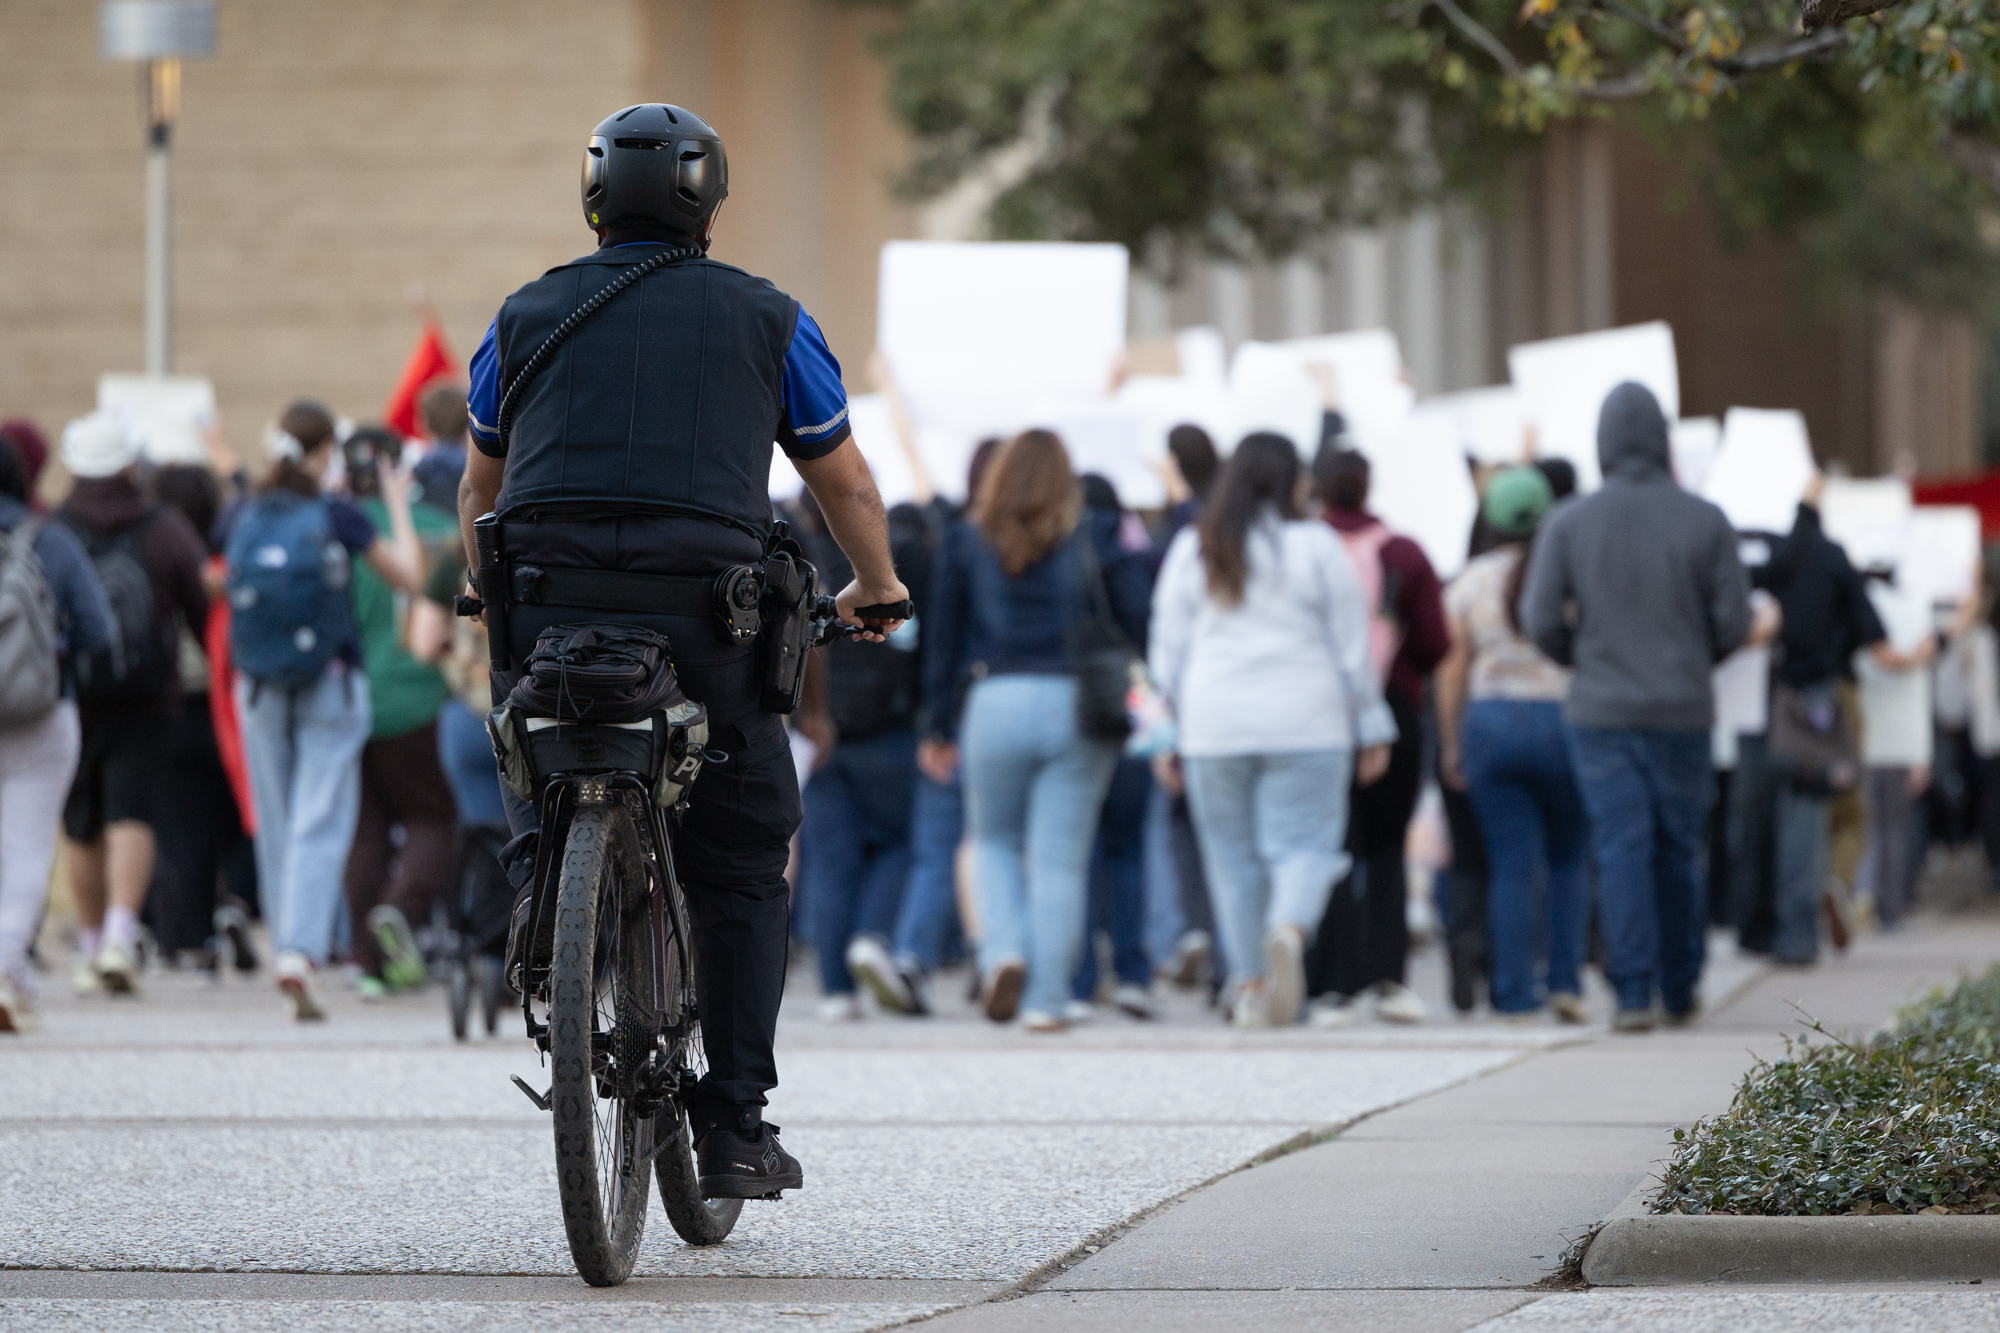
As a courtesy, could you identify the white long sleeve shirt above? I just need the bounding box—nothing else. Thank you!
[1149,514,1398,759]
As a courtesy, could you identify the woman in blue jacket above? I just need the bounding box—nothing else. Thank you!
[919,430,1150,1032]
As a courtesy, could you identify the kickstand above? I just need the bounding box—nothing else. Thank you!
[511,1074,552,1111]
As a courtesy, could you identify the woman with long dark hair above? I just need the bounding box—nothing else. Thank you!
[1435,466,1588,1022]
[921,429,1150,1032]
[1150,433,1395,1027]
[222,400,422,1020]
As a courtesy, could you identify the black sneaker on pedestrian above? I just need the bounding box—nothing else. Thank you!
[697,1113,804,1200]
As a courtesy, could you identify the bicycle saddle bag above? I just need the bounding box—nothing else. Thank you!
[487,622,710,809]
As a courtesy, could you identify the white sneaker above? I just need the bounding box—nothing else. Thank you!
[273,950,326,1022]
[844,935,914,1014]
[1062,999,1098,1025]
[816,992,862,1022]
[1113,983,1156,1020]
[0,972,38,1033]
[73,958,102,997]
[1264,924,1306,1026]
[1308,995,1364,1028]
[1231,983,1271,1029]
[93,942,140,996]
[1373,981,1429,1025]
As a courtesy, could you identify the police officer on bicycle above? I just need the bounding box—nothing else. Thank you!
[458,104,909,1199]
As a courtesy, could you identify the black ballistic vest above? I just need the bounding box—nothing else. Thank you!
[492,246,799,537]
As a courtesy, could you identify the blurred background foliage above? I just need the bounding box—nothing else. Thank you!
[864,0,2000,317]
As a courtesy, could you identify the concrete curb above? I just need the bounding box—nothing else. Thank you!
[1582,1178,2000,1285]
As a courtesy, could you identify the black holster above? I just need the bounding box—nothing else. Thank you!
[473,512,512,674]
[757,549,816,714]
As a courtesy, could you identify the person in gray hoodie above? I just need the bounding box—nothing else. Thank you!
[1520,382,1752,1031]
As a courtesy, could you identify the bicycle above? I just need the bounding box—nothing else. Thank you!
[503,595,908,1286]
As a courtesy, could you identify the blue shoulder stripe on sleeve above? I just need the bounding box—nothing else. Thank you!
[468,317,503,457]
[777,309,850,461]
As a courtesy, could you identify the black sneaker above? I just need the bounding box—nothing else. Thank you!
[697,1114,804,1200]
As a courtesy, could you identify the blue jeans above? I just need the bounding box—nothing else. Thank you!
[1565,724,1712,1014]
[436,698,507,827]
[1073,756,1153,999]
[800,728,917,995]
[961,675,1120,1017]
[236,665,372,966]
[1183,749,1354,988]
[893,766,964,972]
[1463,700,1588,1013]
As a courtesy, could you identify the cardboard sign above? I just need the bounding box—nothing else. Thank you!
[1701,407,1814,536]
[1507,322,1679,492]
[1819,477,1913,573]
[877,240,1128,437]
[1670,417,1721,493]
[1371,405,1479,580]
[1225,341,1324,456]
[1902,505,1982,606]
[1278,329,1412,442]
[1417,387,1529,467]
[97,374,215,465]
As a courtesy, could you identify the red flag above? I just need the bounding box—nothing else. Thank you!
[384,322,456,438]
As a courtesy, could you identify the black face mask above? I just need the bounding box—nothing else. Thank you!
[599,223,705,251]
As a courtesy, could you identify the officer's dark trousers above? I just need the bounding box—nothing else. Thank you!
[499,571,802,1138]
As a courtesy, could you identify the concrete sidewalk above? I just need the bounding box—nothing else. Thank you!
[922,907,2000,1332]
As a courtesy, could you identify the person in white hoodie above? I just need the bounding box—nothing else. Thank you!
[1149,433,1396,1027]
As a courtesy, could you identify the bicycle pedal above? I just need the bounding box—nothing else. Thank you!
[510,1074,552,1111]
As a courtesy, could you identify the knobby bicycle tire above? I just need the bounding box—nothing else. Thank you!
[652,860,743,1246]
[549,804,654,1286]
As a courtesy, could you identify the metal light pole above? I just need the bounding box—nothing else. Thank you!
[100,1,215,376]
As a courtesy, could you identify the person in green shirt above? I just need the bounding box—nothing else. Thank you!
[340,426,460,996]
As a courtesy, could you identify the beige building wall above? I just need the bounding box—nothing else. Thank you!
[0,0,912,469]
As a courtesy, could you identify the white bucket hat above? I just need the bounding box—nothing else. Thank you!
[61,412,143,479]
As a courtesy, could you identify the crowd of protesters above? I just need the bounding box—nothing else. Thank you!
[0,371,1987,1036]
[0,384,482,1031]
[789,376,1989,1035]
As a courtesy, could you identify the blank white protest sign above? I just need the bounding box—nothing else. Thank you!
[1507,322,1679,492]
[876,241,1129,499]
[98,374,215,465]
[1701,407,1814,536]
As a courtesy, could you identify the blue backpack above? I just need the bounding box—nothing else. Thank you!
[224,492,357,688]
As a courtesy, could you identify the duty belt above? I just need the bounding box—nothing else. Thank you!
[509,564,716,619]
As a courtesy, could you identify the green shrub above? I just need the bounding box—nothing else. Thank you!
[1652,966,2000,1216]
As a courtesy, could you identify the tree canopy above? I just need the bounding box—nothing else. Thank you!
[866,0,2000,314]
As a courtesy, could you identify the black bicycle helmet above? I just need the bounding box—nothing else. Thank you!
[581,104,728,237]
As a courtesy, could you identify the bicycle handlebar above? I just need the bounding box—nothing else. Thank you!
[808,596,915,647]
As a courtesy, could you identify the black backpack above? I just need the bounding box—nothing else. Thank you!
[66,512,174,706]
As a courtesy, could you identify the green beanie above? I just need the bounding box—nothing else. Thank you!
[1483,466,1554,538]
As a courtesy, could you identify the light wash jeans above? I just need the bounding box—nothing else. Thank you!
[0,700,80,991]
[237,664,372,965]
[1182,748,1354,988]
[961,675,1119,1017]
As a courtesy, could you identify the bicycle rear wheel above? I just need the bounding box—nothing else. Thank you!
[548,804,654,1286]
[652,861,743,1246]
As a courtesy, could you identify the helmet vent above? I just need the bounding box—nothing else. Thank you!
[586,182,604,199]
[678,187,700,203]
[614,106,639,122]
[587,145,603,158]
[679,149,705,161]
[663,106,678,123]
[614,138,671,150]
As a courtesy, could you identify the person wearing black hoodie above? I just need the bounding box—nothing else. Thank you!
[1520,382,1753,1031]
[1756,474,1928,964]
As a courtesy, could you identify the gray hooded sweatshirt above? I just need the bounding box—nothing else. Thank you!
[1519,382,1752,731]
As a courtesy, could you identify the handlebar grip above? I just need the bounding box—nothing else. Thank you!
[851,601,915,622]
